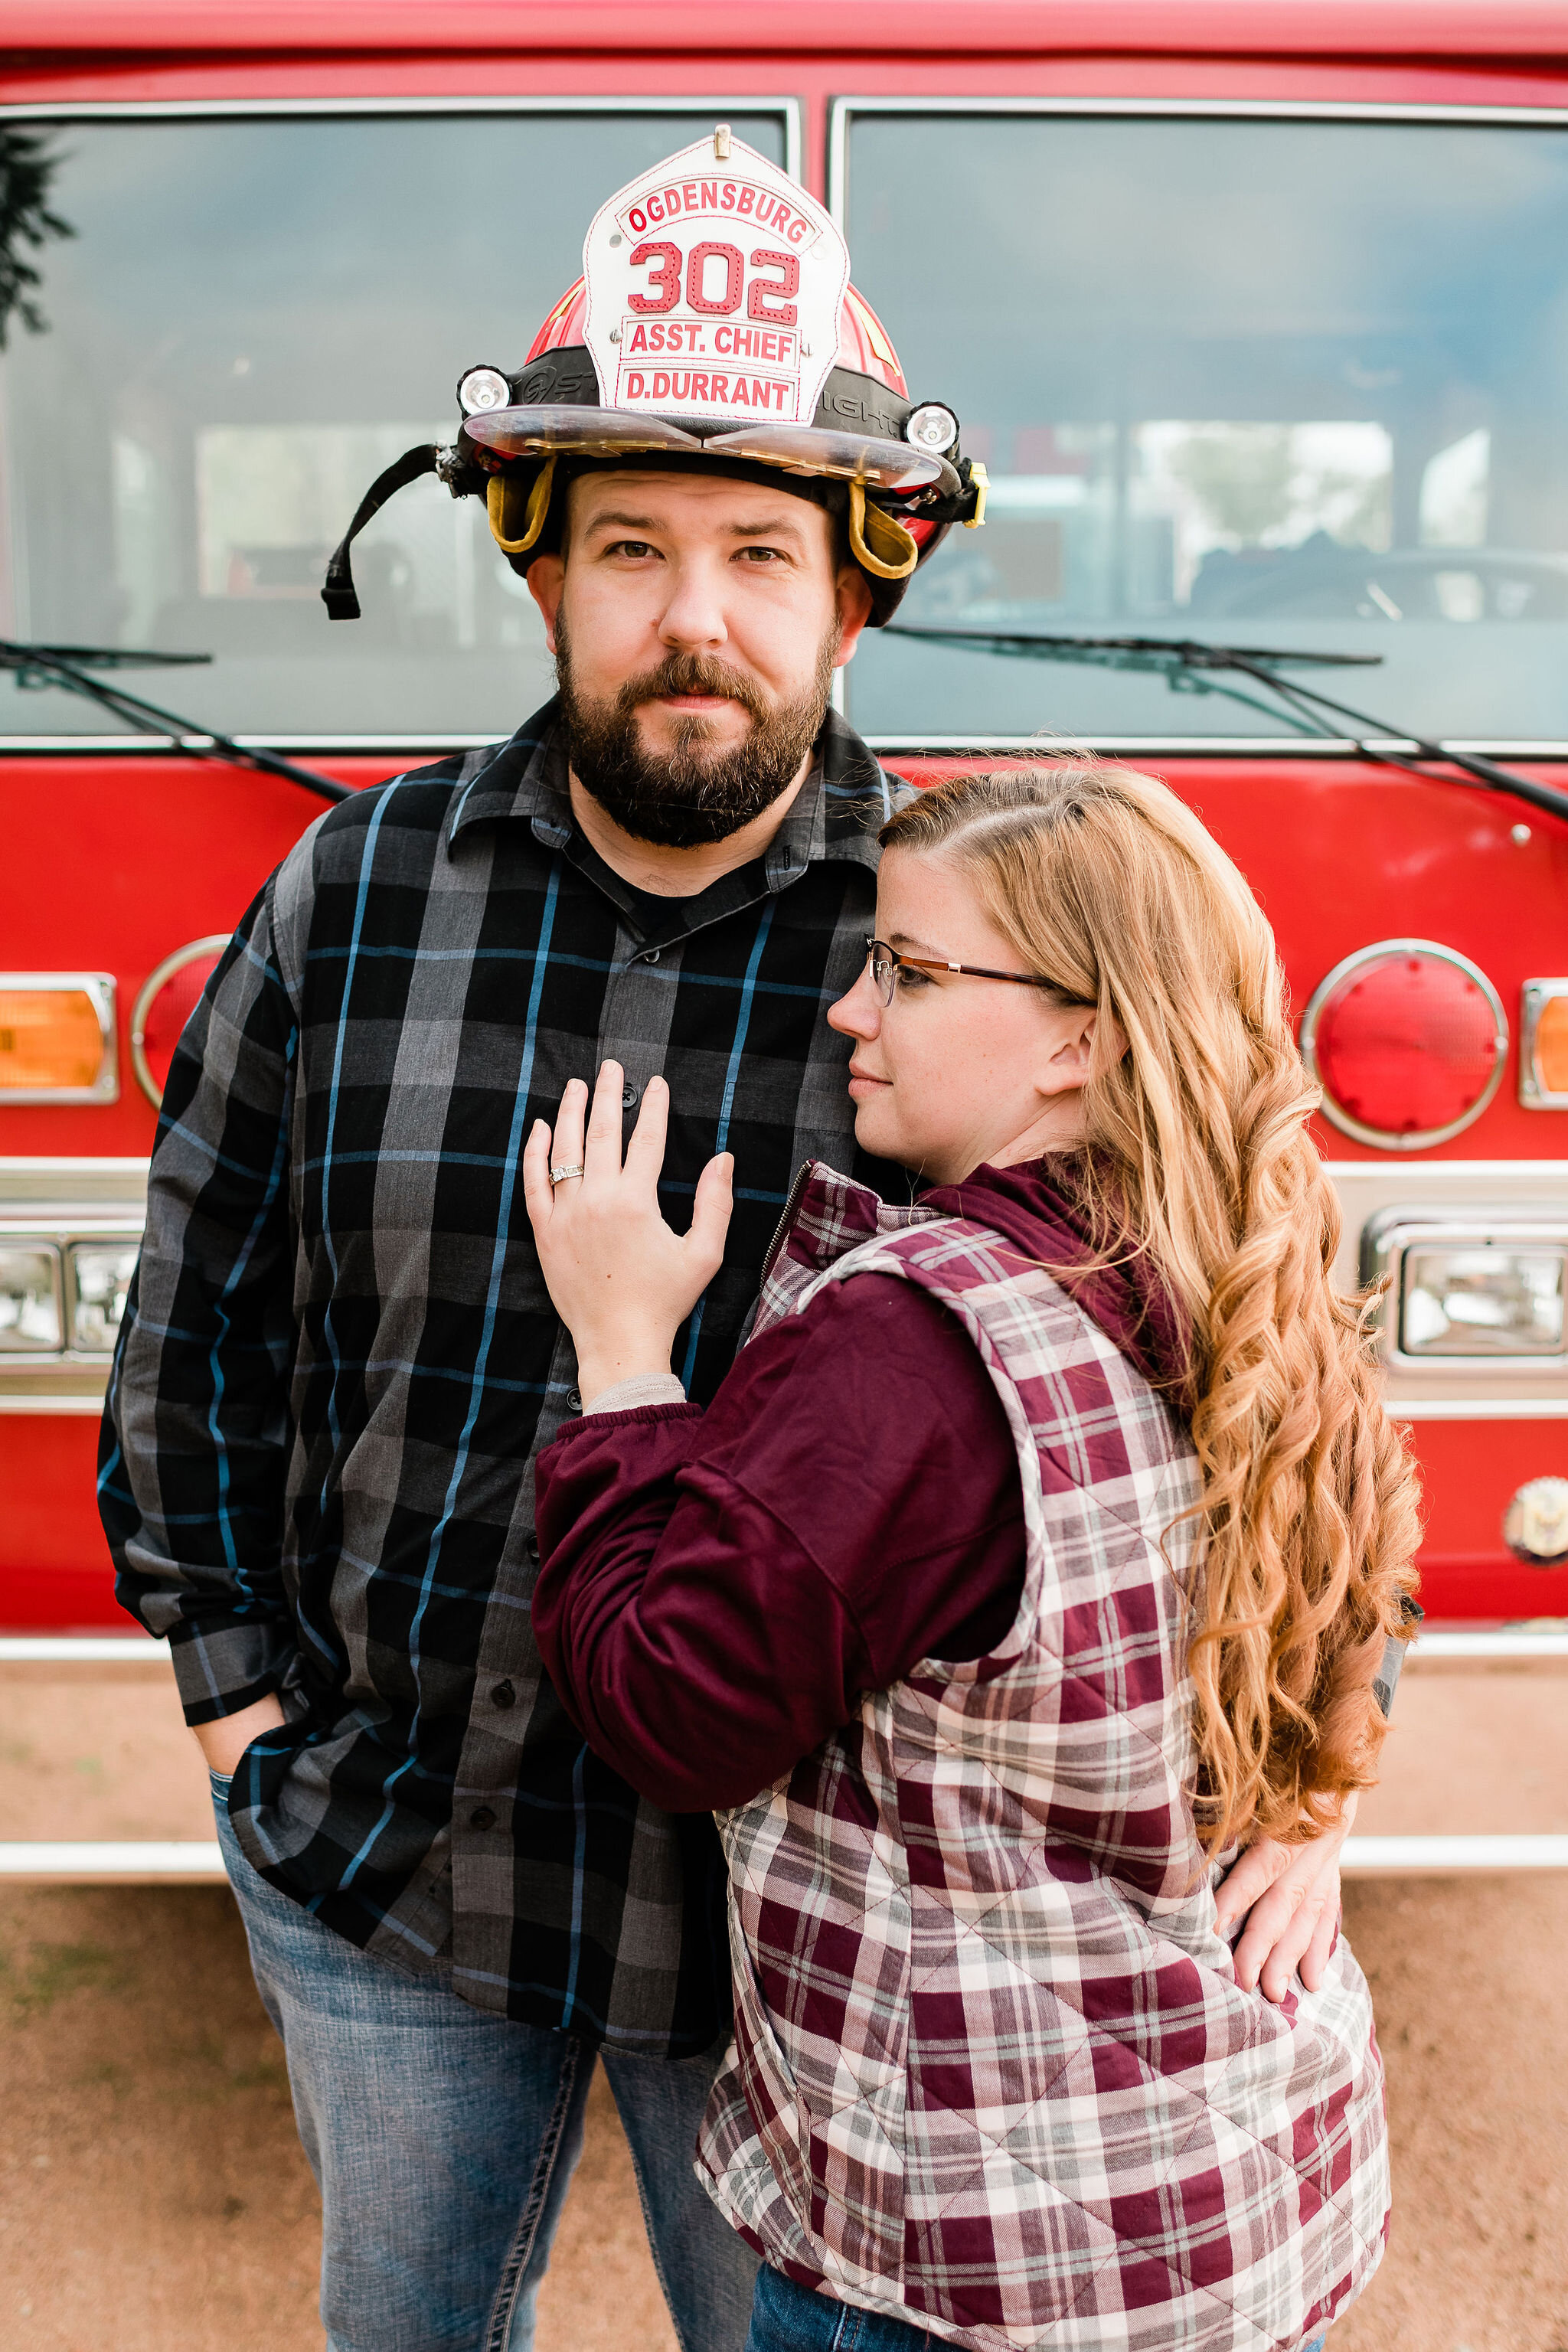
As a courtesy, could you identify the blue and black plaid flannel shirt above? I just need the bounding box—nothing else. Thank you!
[100,697,901,2054]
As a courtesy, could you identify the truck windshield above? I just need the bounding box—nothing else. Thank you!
[0,109,786,745]
[841,108,1568,746]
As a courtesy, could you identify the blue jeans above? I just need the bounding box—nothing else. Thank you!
[212,1776,757,2352]
[746,2262,1330,2350]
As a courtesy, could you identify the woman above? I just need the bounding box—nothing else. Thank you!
[523,766,1419,2352]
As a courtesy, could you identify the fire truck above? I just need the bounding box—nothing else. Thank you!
[1,1,1564,1880]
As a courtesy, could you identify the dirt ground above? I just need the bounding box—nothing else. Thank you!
[0,1872,1564,2351]
[1,1657,1565,2349]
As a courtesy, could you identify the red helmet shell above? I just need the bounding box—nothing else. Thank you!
[503,270,946,616]
[524,275,910,400]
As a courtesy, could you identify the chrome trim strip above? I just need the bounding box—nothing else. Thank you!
[0,1397,105,1413]
[1328,1158,1568,1177]
[1413,1629,1568,1658]
[0,1841,224,1882]
[7,731,1568,760]
[0,971,118,1105]
[864,736,1568,760]
[0,1356,119,1387]
[2,1833,1563,1882]
[0,735,499,754]
[1300,940,1508,1151]
[0,1157,150,1188]
[4,1627,1561,1664]
[1341,1834,1568,1874]
[0,1635,167,1661]
[1521,979,1568,1110]
[1389,1398,1568,1419]
[0,96,803,180]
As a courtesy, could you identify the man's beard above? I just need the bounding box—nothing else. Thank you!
[555,616,838,849]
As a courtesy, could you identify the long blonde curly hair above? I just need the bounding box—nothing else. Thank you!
[880,765,1421,1851]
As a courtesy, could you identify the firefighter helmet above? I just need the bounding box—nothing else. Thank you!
[323,128,985,628]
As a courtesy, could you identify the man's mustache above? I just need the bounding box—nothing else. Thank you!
[616,653,770,723]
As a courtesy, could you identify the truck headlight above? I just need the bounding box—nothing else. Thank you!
[70,1243,140,1353]
[1361,1210,1568,1367]
[1401,1245,1566,1356]
[0,1246,63,1351]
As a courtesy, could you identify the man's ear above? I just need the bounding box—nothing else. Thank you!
[528,554,566,652]
[832,564,876,671]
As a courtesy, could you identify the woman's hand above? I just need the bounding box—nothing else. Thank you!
[523,1062,733,1407]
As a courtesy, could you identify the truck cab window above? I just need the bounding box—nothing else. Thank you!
[841,109,1568,744]
[0,109,787,743]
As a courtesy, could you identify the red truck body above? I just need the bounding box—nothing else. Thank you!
[2,2,1565,1638]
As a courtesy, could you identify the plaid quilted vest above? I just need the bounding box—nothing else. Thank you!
[697,1165,1390,2352]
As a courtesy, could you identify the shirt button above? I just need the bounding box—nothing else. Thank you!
[491,1680,516,1709]
[524,1533,540,1565]
[622,1081,639,1109]
[566,1388,583,1414]
[643,948,660,963]
[469,1805,497,1831]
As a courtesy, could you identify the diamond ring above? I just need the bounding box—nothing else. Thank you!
[548,1163,586,1187]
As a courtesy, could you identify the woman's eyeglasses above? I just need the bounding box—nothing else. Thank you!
[864,937,1062,1010]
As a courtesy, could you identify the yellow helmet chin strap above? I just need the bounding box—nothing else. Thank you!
[486,459,557,557]
[848,480,920,581]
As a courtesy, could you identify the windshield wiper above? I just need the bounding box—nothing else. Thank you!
[1,639,351,804]
[884,625,1568,827]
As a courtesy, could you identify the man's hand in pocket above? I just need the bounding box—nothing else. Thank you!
[194,1691,286,1779]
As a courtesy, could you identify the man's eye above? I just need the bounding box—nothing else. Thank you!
[608,539,658,559]
[735,545,785,564]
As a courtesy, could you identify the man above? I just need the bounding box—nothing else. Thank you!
[101,133,1358,2352]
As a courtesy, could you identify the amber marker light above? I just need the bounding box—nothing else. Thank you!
[1521,982,1568,1109]
[0,975,118,1104]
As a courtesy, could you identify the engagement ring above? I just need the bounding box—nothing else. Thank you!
[548,1163,585,1187]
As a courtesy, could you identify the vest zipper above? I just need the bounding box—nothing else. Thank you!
[760,1161,815,1285]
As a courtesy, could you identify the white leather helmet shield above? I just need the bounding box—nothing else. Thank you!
[580,131,850,431]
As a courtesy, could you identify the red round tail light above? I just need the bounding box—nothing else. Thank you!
[1299,940,1507,1150]
[129,935,231,1109]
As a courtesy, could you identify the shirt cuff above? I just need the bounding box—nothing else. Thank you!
[164,1618,297,1727]
[580,1371,688,1416]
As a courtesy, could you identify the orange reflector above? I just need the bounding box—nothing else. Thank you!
[0,988,108,1094]
[1537,994,1568,1094]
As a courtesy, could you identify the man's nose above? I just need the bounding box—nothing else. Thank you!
[656,556,729,652]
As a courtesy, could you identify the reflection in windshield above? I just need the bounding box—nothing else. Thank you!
[845,112,1568,742]
[0,126,73,348]
[0,111,786,740]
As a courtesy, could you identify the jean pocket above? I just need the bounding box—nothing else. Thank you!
[209,1768,234,1792]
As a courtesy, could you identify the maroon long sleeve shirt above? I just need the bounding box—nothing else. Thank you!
[533,1158,1190,1815]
